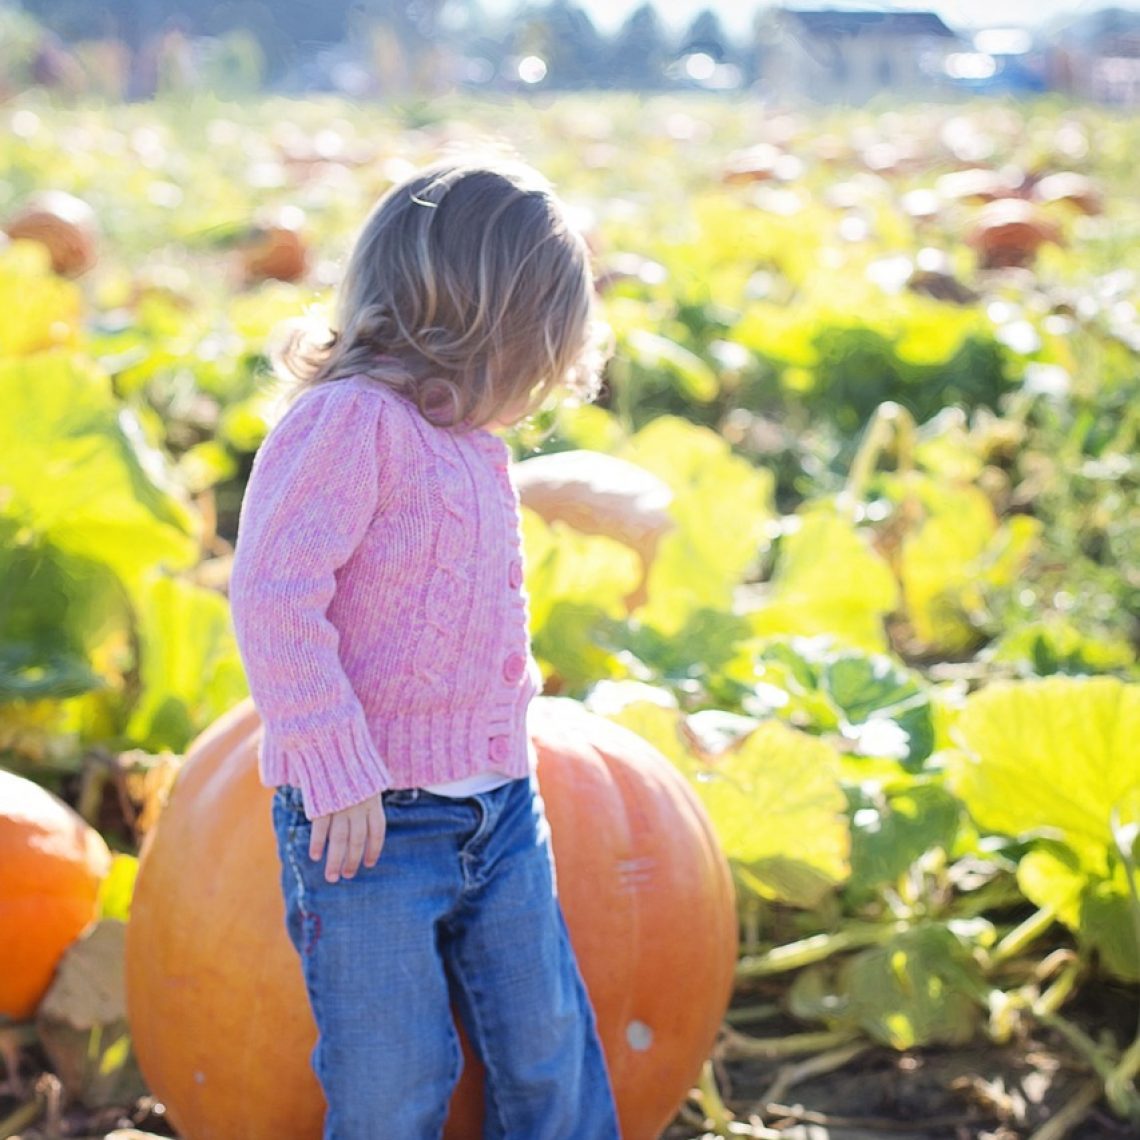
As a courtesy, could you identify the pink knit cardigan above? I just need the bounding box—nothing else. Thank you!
[228,374,542,819]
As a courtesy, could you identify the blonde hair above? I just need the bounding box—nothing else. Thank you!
[271,156,605,430]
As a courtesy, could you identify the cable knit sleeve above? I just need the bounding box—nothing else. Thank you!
[228,381,394,818]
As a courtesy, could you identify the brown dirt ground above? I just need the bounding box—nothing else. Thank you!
[659,978,1140,1140]
[3,984,1137,1139]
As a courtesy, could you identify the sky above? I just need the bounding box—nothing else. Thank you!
[485,0,1140,36]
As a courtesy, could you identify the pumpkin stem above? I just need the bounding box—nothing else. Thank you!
[695,1058,782,1137]
[696,1059,731,1132]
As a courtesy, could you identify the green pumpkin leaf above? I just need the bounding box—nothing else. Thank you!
[176,439,238,495]
[896,476,1041,654]
[96,854,139,923]
[1016,845,1084,929]
[899,483,995,652]
[219,391,280,452]
[533,603,635,692]
[623,329,719,402]
[619,417,773,635]
[790,924,987,1049]
[521,509,642,691]
[987,618,1137,678]
[847,783,963,899]
[603,699,694,773]
[555,403,626,454]
[123,573,248,751]
[748,505,898,653]
[522,509,640,631]
[0,643,103,703]
[948,677,1140,876]
[1017,843,1140,982]
[749,638,937,769]
[0,243,83,356]
[623,608,755,686]
[608,703,850,907]
[822,652,936,769]
[0,517,131,701]
[1080,875,1140,983]
[0,352,199,595]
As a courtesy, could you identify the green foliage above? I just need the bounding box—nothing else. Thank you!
[3,93,1140,1082]
[0,243,82,355]
[986,619,1138,679]
[603,700,850,909]
[0,237,244,762]
[123,574,248,752]
[753,639,938,771]
[949,676,1140,981]
[746,506,898,654]
[790,923,990,1049]
[620,415,774,632]
[846,783,962,900]
[96,854,138,923]
[522,508,640,690]
[0,351,198,591]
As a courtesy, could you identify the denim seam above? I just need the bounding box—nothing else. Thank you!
[282,820,334,1128]
[467,791,494,848]
[447,963,511,1138]
[283,821,321,957]
[424,1010,464,1139]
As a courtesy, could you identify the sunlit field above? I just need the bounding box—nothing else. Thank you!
[2,87,1139,1139]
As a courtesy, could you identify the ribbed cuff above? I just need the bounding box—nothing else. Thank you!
[259,713,392,819]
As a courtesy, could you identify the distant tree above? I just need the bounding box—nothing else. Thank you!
[609,2,669,88]
[353,0,449,45]
[510,0,604,88]
[348,0,456,91]
[20,0,122,41]
[21,0,355,80]
[681,7,729,62]
[197,3,285,77]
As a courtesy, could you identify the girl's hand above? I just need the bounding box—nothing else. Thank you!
[309,794,386,884]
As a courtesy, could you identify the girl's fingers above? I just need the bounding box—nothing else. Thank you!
[310,799,385,883]
[340,809,367,879]
[323,815,348,883]
[364,800,386,867]
[309,815,329,864]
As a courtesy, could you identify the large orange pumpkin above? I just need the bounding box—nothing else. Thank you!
[0,769,112,1020]
[124,696,737,1140]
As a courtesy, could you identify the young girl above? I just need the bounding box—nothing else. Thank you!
[228,157,621,1139]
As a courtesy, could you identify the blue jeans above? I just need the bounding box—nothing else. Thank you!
[271,774,621,1140]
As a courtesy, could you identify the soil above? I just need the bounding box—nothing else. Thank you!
[657,979,1140,1140]
[3,981,1136,1139]
[663,1038,1137,1139]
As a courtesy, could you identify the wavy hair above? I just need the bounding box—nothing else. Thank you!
[270,156,605,430]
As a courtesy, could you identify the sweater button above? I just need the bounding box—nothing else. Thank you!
[508,560,523,589]
[489,735,511,764]
[503,652,526,683]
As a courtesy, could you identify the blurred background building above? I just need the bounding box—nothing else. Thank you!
[758,10,963,103]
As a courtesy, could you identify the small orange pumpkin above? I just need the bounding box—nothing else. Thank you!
[124,697,737,1140]
[1031,171,1103,216]
[965,199,1062,269]
[240,207,309,284]
[3,191,98,278]
[0,769,112,1020]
